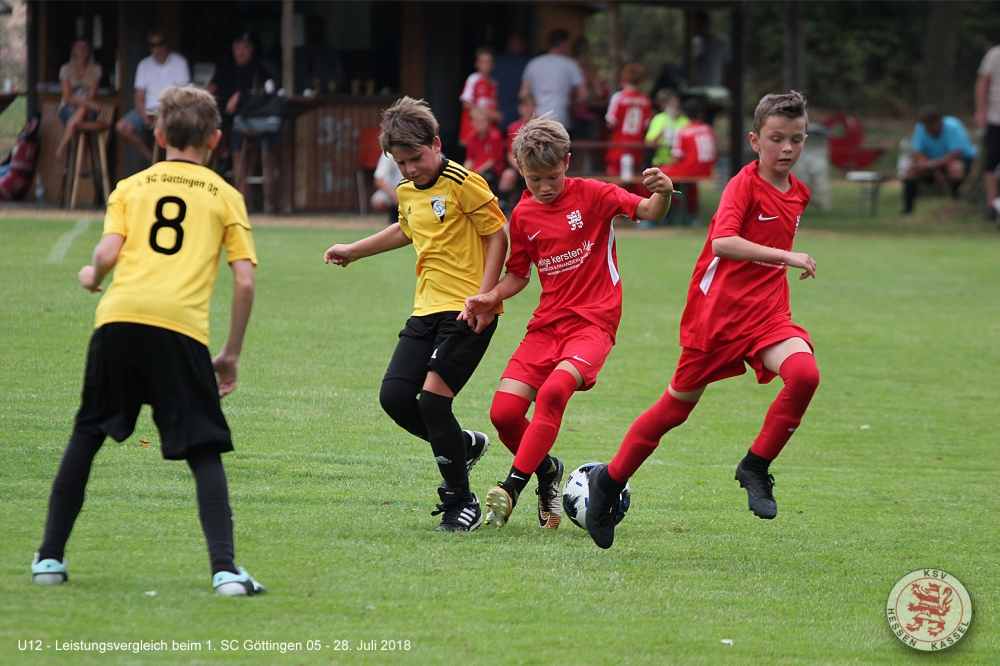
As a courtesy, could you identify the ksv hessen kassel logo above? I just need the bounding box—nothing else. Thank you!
[885,569,972,651]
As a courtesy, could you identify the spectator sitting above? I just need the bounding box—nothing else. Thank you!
[116,30,190,163]
[464,107,505,193]
[645,88,690,168]
[54,38,103,161]
[371,151,404,224]
[902,105,977,214]
[459,47,501,146]
[208,33,281,200]
[498,91,536,215]
[661,98,716,226]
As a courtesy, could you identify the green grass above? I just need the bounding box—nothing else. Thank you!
[2,214,999,665]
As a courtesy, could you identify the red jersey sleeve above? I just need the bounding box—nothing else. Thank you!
[710,173,754,240]
[505,204,533,280]
[585,178,644,221]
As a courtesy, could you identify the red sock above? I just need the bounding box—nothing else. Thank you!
[750,352,820,460]
[512,370,577,474]
[490,390,531,455]
[609,391,697,483]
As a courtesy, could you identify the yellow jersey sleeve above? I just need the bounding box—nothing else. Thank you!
[458,172,507,237]
[222,194,258,265]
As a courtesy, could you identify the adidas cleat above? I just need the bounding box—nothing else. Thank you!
[32,553,67,585]
[464,430,490,473]
[213,566,268,596]
[431,488,483,532]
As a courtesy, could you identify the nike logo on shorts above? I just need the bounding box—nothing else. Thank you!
[527,231,541,241]
[758,214,779,221]
[571,355,592,366]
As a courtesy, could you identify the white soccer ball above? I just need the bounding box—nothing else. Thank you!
[561,462,631,530]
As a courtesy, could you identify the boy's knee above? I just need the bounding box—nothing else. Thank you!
[490,391,529,431]
[417,390,453,423]
[379,379,417,417]
[781,352,820,396]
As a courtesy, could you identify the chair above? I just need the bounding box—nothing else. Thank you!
[822,112,885,171]
[235,130,277,213]
[61,106,115,209]
[355,127,383,213]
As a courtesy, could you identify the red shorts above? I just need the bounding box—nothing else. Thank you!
[670,320,812,393]
[502,318,614,391]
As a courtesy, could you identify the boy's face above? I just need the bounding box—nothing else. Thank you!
[390,137,443,187]
[476,53,494,76]
[519,154,572,204]
[518,101,536,121]
[472,114,490,136]
[750,115,807,176]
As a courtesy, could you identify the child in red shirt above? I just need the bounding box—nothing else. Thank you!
[460,116,675,530]
[587,91,820,549]
[464,107,505,192]
[459,47,501,145]
[604,63,652,176]
[498,91,536,214]
[663,97,717,224]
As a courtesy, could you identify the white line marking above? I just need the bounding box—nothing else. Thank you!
[47,219,92,264]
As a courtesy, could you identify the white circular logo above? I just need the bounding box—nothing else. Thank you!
[886,569,972,651]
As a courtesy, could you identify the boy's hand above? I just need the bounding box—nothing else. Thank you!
[212,352,239,398]
[642,167,674,196]
[324,244,356,267]
[459,293,497,333]
[78,265,103,292]
[785,251,817,279]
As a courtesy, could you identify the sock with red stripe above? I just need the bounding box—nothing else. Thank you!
[489,390,531,455]
[511,370,577,477]
[608,390,698,483]
[749,351,820,461]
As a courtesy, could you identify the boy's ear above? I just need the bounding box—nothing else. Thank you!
[564,153,572,170]
[154,126,168,149]
[431,136,442,152]
[206,129,223,152]
[748,131,760,153]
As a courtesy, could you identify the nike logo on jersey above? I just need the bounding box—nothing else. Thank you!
[527,230,541,241]
[571,355,592,366]
[758,214,779,221]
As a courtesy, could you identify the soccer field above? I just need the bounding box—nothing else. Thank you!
[2,216,999,664]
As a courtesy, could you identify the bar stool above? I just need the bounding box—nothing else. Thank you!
[235,131,277,213]
[61,120,111,209]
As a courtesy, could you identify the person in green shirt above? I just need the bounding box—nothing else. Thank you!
[645,88,690,167]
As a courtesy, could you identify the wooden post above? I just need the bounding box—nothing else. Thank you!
[729,3,746,178]
[606,1,620,96]
[783,0,805,92]
[282,0,293,93]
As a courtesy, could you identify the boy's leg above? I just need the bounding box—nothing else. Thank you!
[380,322,434,441]
[489,381,535,455]
[37,429,106,563]
[187,449,238,576]
[736,337,819,519]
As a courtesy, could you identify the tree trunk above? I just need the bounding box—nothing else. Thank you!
[918,0,965,113]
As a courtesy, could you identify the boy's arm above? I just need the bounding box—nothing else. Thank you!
[460,228,508,334]
[79,233,125,292]
[459,271,529,327]
[213,259,255,398]
[324,223,411,267]
[633,168,676,221]
[712,235,816,280]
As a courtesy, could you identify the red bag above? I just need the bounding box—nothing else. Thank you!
[0,113,40,201]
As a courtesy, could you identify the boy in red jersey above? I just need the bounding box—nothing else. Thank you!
[464,107,506,192]
[459,47,501,145]
[663,98,717,225]
[459,116,674,529]
[587,91,820,549]
[604,63,652,176]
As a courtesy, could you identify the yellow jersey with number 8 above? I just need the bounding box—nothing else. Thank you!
[94,160,258,346]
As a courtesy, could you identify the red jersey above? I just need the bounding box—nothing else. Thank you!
[507,178,643,337]
[663,121,716,179]
[679,161,810,352]
[465,126,505,177]
[604,89,652,174]
[459,72,498,143]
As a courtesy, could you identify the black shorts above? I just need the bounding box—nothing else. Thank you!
[382,312,498,395]
[985,124,1000,173]
[74,323,233,460]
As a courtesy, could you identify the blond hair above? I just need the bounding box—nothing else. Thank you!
[512,115,570,170]
[156,86,220,150]
[753,91,808,135]
[379,96,439,153]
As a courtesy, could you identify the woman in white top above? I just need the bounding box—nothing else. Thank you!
[55,38,103,161]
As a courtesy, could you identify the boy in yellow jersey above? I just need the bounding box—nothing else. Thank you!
[324,97,507,532]
[31,86,265,596]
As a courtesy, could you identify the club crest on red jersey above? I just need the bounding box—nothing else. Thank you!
[567,210,583,231]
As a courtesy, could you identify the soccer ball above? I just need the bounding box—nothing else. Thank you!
[561,462,631,530]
